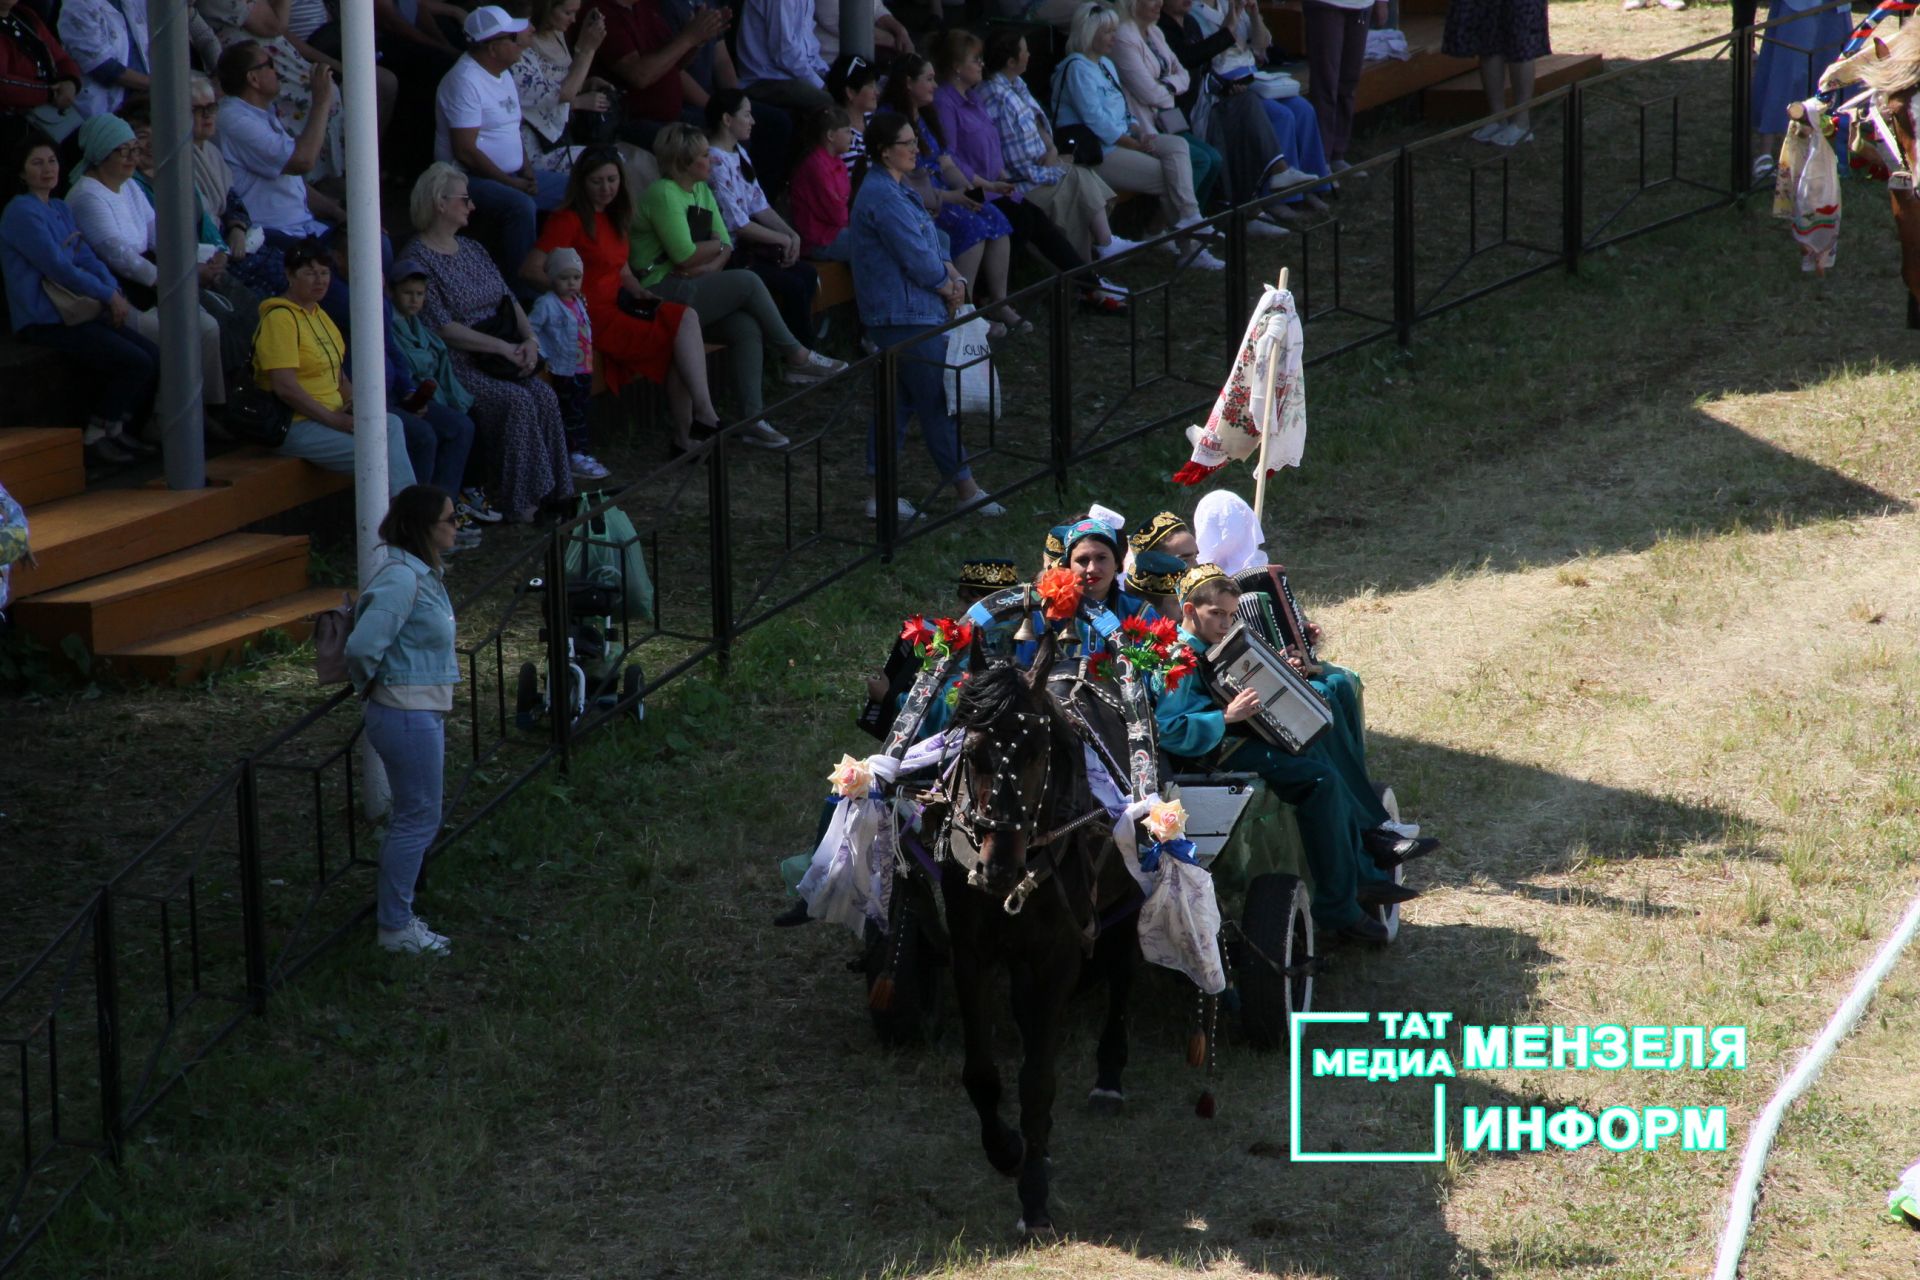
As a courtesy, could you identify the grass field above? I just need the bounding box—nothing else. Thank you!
[11,5,1920,1277]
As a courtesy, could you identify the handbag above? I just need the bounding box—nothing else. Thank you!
[1155,106,1191,135]
[470,295,544,381]
[42,279,102,325]
[1054,124,1105,167]
[224,385,294,447]
[312,591,354,683]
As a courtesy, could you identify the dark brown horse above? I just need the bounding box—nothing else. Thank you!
[941,634,1144,1236]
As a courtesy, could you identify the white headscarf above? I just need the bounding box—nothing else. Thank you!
[1193,490,1266,576]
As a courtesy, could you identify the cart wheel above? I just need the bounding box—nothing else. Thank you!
[514,661,542,730]
[864,871,948,1047]
[623,664,645,723]
[1237,872,1314,1050]
[1375,783,1401,826]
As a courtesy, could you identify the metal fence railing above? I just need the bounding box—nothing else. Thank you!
[3,11,1818,1269]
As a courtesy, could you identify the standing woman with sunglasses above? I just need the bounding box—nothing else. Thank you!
[345,483,462,957]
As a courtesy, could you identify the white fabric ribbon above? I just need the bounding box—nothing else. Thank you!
[797,735,964,937]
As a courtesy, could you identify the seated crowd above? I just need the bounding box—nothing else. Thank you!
[0,0,1336,537]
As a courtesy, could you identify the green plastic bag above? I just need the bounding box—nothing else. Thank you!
[563,494,655,625]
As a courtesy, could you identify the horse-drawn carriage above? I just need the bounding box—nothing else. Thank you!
[791,570,1416,1233]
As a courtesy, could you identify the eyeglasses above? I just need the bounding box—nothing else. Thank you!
[436,515,461,527]
[449,193,475,205]
[889,136,917,150]
[251,59,276,73]
[191,103,217,117]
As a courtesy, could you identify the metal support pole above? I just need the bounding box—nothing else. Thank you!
[1730,20,1754,197]
[91,888,125,1164]
[1392,148,1416,347]
[342,0,389,589]
[545,527,573,771]
[1563,83,1584,273]
[705,436,734,668]
[148,0,204,489]
[874,350,899,561]
[235,762,269,1011]
[1223,204,1248,338]
[1047,272,1072,492]
[842,0,875,61]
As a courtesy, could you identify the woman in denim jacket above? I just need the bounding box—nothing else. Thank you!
[344,485,461,956]
[850,110,1005,522]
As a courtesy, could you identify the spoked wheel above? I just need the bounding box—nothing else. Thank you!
[514,661,543,730]
[1369,860,1405,943]
[863,868,949,1047]
[1236,872,1315,1050]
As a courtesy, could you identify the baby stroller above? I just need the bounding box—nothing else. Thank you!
[514,570,646,730]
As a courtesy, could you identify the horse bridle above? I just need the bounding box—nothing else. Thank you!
[949,704,1113,916]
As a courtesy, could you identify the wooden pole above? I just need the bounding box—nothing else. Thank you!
[1251,269,1289,529]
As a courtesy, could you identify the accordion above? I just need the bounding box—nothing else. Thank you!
[1234,565,1319,673]
[1203,620,1332,754]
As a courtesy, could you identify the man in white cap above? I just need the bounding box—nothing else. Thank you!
[435,5,568,279]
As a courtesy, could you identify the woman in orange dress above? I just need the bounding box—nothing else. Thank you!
[523,145,722,455]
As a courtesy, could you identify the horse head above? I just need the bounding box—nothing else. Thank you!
[950,629,1069,899]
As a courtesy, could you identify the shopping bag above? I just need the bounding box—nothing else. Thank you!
[942,304,1000,420]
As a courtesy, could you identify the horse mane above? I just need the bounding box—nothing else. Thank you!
[951,660,1030,730]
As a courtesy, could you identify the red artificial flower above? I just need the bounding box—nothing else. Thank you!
[1149,616,1180,645]
[936,617,974,655]
[1165,656,1197,691]
[1035,567,1082,623]
[1121,615,1152,641]
[1087,650,1115,681]
[901,615,936,654]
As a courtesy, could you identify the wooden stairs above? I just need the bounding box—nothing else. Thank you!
[1,429,352,683]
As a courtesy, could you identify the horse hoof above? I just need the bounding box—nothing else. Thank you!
[1087,1087,1125,1115]
[1016,1218,1060,1243]
[986,1130,1025,1176]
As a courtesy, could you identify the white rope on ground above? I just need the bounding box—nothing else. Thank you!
[1712,889,1920,1279]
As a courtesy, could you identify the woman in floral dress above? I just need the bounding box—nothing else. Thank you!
[407,164,572,522]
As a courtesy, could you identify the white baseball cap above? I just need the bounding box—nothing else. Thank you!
[464,5,529,42]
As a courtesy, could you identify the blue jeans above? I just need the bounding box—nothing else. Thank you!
[396,401,476,494]
[864,325,970,485]
[467,172,569,284]
[362,700,447,931]
[15,319,158,426]
[277,415,416,494]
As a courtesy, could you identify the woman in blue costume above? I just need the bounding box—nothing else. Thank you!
[1010,515,1162,668]
[1153,563,1413,941]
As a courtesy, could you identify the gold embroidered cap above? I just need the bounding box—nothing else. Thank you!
[958,558,1020,590]
[1128,549,1187,599]
[1177,562,1230,604]
[1129,510,1189,554]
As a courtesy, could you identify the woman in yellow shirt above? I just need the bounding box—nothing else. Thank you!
[254,238,415,494]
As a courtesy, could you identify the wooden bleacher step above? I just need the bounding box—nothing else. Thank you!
[0,428,85,507]
[10,533,313,655]
[12,448,351,599]
[1425,52,1604,121]
[101,586,347,684]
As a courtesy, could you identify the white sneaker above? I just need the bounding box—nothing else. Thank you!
[1622,0,1647,9]
[570,452,611,480]
[782,349,849,384]
[1657,0,1685,9]
[1172,214,1220,238]
[378,917,450,955]
[1493,122,1535,148]
[1093,275,1130,297]
[1177,244,1228,271]
[1246,217,1291,239]
[864,495,920,519]
[1471,120,1507,143]
[1095,236,1144,259]
[739,420,790,449]
[956,490,1006,517]
[458,488,505,523]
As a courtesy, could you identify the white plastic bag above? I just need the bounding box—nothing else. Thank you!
[942,304,1000,420]
[1136,857,1227,994]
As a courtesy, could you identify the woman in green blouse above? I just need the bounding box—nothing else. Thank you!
[632,124,847,448]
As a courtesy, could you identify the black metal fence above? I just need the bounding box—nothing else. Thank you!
[2,9,1834,1269]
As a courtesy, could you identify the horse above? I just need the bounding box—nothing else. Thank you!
[940,631,1146,1237]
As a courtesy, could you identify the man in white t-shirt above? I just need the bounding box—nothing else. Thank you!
[435,5,568,279]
